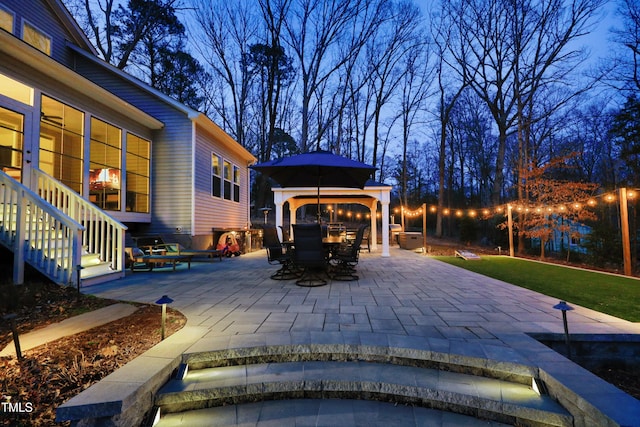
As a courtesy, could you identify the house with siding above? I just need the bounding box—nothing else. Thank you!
[0,0,255,286]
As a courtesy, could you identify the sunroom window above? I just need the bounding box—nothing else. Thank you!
[126,133,150,213]
[89,118,122,211]
[40,95,84,193]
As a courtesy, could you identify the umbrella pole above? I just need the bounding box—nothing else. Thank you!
[316,176,321,222]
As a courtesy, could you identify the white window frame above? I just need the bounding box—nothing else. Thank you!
[211,152,239,203]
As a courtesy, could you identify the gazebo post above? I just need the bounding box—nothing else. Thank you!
[369,200,378,252]
[381,198,390,257]
[274,193,285,241]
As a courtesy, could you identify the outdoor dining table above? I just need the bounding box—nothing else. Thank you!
[281,236,346,271]
[283,237,345,255]
[321,236,344,258]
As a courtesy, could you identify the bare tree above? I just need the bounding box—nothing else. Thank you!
[397,19,433,210]
[444,0,602,209]
[69,0,186,70]
[366,0,424,178]
[189,0,260,148]
[430,4,467,237]
[283,0,386,151]
[611,0,640,92]
[254,0,295,162]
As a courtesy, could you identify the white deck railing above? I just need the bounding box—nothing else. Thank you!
[0,170,84,286]
[32,169,127,278]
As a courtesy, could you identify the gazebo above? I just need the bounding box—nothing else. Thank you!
[271,180,392,257]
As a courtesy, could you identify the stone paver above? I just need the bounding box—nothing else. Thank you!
[59,247,640,426]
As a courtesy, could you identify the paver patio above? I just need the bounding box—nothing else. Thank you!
[66,246,640,426]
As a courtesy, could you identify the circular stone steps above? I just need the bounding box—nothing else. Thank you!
[153,398,514,427]
[152,345,573,427]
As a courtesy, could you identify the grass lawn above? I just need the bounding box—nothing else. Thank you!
[433,255,640,322]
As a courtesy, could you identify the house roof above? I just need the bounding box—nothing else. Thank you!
[67,43,256,164]
[47,0,97,55]
[0,30,163,130]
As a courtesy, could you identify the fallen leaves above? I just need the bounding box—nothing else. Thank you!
[1,304,185,426]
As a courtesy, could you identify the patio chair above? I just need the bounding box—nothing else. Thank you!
[278,225,290,243]
[292,223,328,287]
[330,224,366,281]
[361,225,371,252]
[263,224,299,280]
[125,247,152,271]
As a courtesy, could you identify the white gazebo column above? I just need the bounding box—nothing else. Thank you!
[289,203,296,237]
[273,191,285,241]
[369,200,378,252]
[381,196,390,257]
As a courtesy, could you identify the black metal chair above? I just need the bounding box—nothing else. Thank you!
[330,224,366,281]
[362,225,371,252]
[263,225,299,280]
[292,223,328,287]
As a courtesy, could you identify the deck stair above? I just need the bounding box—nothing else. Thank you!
[153,344,573,427]
[0,169,126,287]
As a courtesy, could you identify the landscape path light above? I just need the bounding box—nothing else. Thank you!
[3,313,22,360]
[553,300,574,359]
[155,295,174,340]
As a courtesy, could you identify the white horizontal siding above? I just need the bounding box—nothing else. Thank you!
[193,123,249,236]
[150,120,193,234]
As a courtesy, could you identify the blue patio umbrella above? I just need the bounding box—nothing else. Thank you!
[251,150,377,220]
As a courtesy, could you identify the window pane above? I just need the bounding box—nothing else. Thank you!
[0,72,33,106]
[40,96,84,193]
[223,160,231,180]
[89,118,121,210]
[212,176,221,197]
[0,106,23,181]
[125,133,150,213]
[23,22,51,55]
[212,154,221,176]
[0,8,12,33]
[224,180,231,200]
[233,165,239,184]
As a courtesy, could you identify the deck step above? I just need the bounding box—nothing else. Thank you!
[155,359,572,427]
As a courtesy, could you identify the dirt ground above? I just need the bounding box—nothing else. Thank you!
[0,243,638,426]
[0,282,185,426]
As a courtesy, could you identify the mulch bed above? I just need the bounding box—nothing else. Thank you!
[1,281,185,426]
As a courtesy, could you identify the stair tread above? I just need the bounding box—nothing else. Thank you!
[157,360,570,417]
[155,398,514,427]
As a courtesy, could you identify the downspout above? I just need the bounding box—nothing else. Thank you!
[247,160,254,251]
[191,120,196,237]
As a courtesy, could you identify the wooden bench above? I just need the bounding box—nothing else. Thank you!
[125,248,192,272]
[134,254,192,271]
[133,235,224,261]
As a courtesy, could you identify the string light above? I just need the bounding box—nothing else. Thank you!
[392,188,638,220]
[313,189,636,221]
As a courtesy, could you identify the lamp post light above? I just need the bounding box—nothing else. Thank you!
[3,313,22,360]
[553,300,574,358]
[155,295,174,340]
[260,207,271,224]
